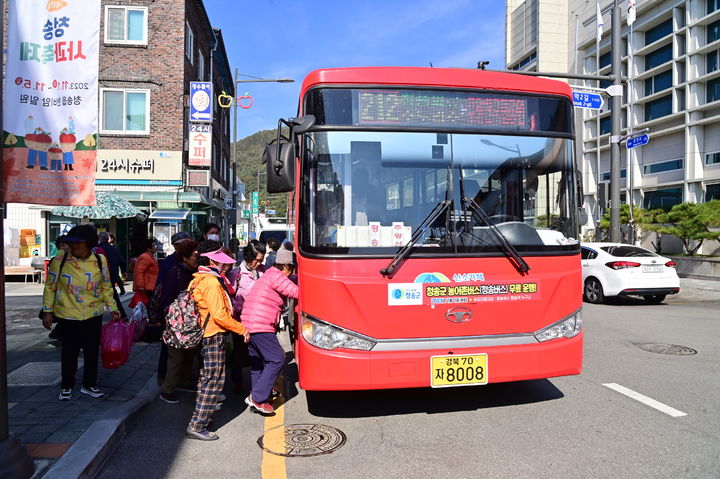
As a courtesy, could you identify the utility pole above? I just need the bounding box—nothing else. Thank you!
[609,0,622,242]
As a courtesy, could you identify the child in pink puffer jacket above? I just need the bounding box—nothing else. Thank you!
[241,248,298,415]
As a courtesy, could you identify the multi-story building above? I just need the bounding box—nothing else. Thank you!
[6,0,234,263]
[505,0,720,251]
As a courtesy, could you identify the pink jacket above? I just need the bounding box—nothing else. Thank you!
[240,267,299,333]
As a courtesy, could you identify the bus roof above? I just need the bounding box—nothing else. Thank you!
[300,67,572,99]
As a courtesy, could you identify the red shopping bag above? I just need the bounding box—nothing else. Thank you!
[101,318,133,369]
[128,291,149,308]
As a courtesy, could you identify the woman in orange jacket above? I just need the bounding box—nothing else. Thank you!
[132,238,159,304]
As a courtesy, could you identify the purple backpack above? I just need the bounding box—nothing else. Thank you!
[162,283,210,349]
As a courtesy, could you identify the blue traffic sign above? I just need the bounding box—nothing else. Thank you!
[572,91,603,110]
[626,134,650,149]
[190,81,213,122]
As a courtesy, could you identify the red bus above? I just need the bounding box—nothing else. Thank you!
[265,67,583,390]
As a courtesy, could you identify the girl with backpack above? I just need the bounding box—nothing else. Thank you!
[185,247,249,441]
[240,248,299,415]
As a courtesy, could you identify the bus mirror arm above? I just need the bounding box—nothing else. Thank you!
[381,200,452,277]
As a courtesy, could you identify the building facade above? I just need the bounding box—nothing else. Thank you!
[7,0,234,263]
[505,0,720,250]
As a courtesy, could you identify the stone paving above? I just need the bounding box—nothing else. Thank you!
[4,282,160,473]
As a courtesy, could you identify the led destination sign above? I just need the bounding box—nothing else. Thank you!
[358,90,529,129]
[305,88,572,134]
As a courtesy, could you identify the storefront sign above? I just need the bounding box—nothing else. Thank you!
[189,124,211,166]
[95,150,182,185]
[251,191,259,216]
[186,169,210,187]
[2,0,100,205]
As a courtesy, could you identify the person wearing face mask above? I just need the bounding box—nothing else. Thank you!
[202,223,221,243]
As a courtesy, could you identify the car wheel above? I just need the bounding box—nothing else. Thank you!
[583,277,604,304]
[643,294,666,304]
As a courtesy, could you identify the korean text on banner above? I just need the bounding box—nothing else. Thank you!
[3,0,100,206]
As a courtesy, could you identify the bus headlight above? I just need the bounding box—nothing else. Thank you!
[301,314,375,351]
[533,310,582,342]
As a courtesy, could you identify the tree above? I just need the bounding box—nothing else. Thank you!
[642,202,720,255]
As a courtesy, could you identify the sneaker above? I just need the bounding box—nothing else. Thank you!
[271,388,280,399]
[185,427,218,441]
[245,395,275,415]
[159,392,179,404]
[213,403,222,412]
[59,389,72,401]
[80,386,105,398]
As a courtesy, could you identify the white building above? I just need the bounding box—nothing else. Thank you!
[506,0,720,249]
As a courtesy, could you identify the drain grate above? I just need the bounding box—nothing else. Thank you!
[258,424,346,457]
[7,361,81,386]
[639,343,697,355]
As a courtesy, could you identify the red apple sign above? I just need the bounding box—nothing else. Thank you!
[238,93,253,109]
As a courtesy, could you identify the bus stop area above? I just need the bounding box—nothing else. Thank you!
[2,276,719,478]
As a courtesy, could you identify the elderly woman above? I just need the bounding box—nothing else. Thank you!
[226,240,266,393]
[42,224,120,400]
[132,237,159,305]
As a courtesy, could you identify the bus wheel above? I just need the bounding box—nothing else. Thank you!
[584,278,604,304]
[643,294,666,304]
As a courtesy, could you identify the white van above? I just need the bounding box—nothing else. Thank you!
[256,216,294,245]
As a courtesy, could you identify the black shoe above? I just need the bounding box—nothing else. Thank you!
[25,165,34,169]
[48,327,63,340]
[185,427,218,441]
[160,392,179,404]
[40,167,48,170]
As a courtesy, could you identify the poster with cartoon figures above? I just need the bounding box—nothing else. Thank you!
[2,0,99,206]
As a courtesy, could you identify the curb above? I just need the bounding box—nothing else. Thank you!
[42,374,159,479]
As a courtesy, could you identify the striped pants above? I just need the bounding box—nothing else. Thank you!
[188,334,225,432]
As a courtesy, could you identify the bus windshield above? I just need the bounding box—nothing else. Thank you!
[301,130,579,256]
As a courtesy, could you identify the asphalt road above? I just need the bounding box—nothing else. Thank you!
[99,295,720,479]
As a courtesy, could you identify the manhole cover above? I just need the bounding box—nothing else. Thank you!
[639,343,697,355]
[7,361,80,386]
[258,424,346,457]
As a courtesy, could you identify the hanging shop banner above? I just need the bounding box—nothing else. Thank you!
[188,124,212,166]
[2,0,100,206]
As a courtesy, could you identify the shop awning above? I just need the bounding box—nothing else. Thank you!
[148,209,191,220]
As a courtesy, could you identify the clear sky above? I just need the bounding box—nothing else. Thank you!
[204,0,506,140]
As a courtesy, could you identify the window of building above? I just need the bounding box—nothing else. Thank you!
[643,158,684,175]
[198,50,205,81]
[599,51,611,69]
[706,183,720,200]
[708,49,720,74]
[645,44,673,70]
[709,19,720,44]
[644,94,672,121]
[509,52,536,71]
[104,6,147,45]
[645,19,673,46]
[643,187,683,210]
[600,169,626,181]
[706,152,720,165]
[645,70,673,96]
[708,77,720,102]
[185,21,194,64]
[599,116,612,135]
[709,0,720,15]
[100,88,149,134]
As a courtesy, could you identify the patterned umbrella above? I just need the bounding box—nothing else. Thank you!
[51,192,147,220]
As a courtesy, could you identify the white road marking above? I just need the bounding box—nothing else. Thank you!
[603,383,687,417]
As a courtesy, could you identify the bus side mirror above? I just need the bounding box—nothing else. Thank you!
[263,142,295,193]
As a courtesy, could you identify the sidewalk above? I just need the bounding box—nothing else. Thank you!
[4,282,160,478]
[3,275,719,478]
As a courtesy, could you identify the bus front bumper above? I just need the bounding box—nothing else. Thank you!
[295,331,583,391]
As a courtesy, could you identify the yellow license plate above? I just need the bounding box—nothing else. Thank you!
[431,354,488,388]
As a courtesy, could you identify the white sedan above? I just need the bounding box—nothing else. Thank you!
[581,242,680,304]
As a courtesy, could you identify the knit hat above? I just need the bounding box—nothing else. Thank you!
[275,248,295,265]
[171,231,192,244]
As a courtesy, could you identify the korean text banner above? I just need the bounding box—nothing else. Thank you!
[3,0,100,205]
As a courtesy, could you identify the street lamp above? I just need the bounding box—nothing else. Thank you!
[230,70,294,239]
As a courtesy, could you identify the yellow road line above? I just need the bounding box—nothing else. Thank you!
[261,378,287,479]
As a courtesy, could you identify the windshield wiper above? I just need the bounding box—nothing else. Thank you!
[380,200,452,277]
[463,197,531,274]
